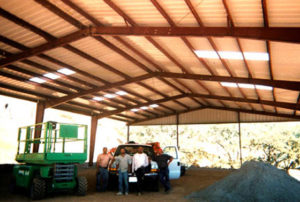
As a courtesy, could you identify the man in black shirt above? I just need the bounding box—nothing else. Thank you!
[154,149,173,193]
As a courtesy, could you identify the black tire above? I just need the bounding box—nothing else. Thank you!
[180,166,186,176]
[9,177,17,194]
[76,176,88,196]
[152,178,160,192]
[30,178,46,200]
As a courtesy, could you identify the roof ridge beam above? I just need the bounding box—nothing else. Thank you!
[96,94,188,119]
[189,93,300,111]
[45,73,154,108]
[156,72,300,91]
[90,27,300,43]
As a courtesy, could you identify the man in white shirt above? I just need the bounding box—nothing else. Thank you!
[132,147,149,195]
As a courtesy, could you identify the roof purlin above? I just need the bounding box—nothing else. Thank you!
[33,0,180,113]
[222,0,265,111]
[151,0,228,108]
[0,44,154,118]
[0,73,139,122]
[184,0,250,109]
[103,0,205,106]
[155,72,300,91]
[60,0,197,110]
[0,8,168,116]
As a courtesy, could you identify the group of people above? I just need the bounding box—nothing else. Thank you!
[96,146,173,196]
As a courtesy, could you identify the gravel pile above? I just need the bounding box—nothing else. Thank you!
[186,161,300,202]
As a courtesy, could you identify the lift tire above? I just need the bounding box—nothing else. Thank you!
[9,177,17,194]
[30,178,46,200]
[76,176,88,196]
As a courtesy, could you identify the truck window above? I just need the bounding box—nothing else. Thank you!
[164,147,178,159]
[115,145,154,159]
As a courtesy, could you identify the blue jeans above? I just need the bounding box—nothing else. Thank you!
[158,167,171,191]
[118,171,129,193]
[96,167,109,191]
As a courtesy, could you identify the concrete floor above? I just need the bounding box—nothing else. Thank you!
[0,165,233,202]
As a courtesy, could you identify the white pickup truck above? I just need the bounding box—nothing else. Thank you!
[108,143,181,191]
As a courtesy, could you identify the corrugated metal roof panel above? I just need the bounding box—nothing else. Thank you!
[70,0,126,26]
[150,36,212,75]
[271,41,300,81]
[44,46,123,83]
[0,0,78,38]
[190,0,228,27]
[0,75,62,97]
[48,0,92,27]
[206,99,224,107]
[0,42,21,54]
[156,0,198,26]
[261,105,275,113]
[141,78,180,97]
[0,16,46,48]
[226,0,264,27]
[268,0,300,27]
[275,89,298,104]
[198,81,229,96]
[0,87,42,101]
[174,79,209,94]
[123,36,182,73]
[163,100,187,111]
[100,36,158,72]
[177,97,199,108]
[27,56,105,87]
[122,82,163,100]
[70,37,147,78]
[274,108,294,115]
[255,89,274,102]
[111,0,169,26]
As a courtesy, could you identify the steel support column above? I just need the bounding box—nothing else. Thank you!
[127,125,130,142]
[237,112,243,167]
[33,101,45,153]
[176,113,179,149]
[89,116,98,166]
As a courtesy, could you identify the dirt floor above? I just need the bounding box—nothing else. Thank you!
[0,165,233,202]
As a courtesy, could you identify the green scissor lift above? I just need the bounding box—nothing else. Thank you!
[12,121,88,200]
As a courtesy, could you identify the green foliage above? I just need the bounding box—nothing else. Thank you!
[241,122,300,170]
[117,122,300,170]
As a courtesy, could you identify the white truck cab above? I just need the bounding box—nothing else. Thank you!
[163,146,181,179]
[108,143,182,191]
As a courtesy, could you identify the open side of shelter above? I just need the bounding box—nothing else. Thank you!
[1,0,300,166]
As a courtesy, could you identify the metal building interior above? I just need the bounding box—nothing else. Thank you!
[0,0,300,166]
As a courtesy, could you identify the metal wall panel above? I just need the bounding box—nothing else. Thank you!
[134,115,176,125]
[240,112,297,122]
[180,108,237,124]
[132,108,297,125]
